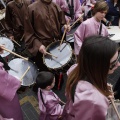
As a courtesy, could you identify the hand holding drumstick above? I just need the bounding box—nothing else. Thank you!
[39,45,57,58]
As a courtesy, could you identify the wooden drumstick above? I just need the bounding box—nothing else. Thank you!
[46,52,57,58]
[110,98,120,120]
[20,66,30,81]
[70,13,84,28]
[108,84,120,120]
[60,99,66,105]
[11,38,21,47]
[1,46,28,61]
[59,20,70,50]
[20,34,24,41]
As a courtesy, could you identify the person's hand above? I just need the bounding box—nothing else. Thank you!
[9,36,14,40]
[64,24,71,32]
[78,15,83,23]
[0,45,4,54]
[39,45,46,55]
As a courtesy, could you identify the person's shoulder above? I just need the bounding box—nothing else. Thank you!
[7,1,14,7]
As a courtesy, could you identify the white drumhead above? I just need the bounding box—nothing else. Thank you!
[108,26,120,42]
[8,58,38,86]
[44,42,72,69]
[0,37,14,57]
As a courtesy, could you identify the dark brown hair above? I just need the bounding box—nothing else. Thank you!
[66,35,119,101]
[92,1,109,15]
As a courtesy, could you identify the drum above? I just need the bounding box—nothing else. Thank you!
[108,26,120,43]
[0,36,14,61]
[43,41,74,72]
[8,58,39,86]
[66,35,74,49]
[106,101,120,120]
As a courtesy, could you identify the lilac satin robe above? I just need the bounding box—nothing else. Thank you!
[74,17,109,55]
[38,88,63,120]
[67,64,77,76]
[52,0,82,22]
[62,81,109,120]
[0,62,23,120]
[82,0,96,16]
[0,115,13,120]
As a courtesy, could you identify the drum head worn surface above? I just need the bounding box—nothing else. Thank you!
[43,41,72,69]
[8,58,38,86]
[0,37,14,57]
[108,26,120,42]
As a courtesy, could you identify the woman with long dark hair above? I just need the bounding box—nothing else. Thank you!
[62,35,120,120]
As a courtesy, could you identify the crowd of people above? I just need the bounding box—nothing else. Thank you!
[0,0,120,120]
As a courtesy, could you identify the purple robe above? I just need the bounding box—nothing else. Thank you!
[82,0,96,16]
[0,62,23,120]
[52,0,82,22]
[38,88,63,120]
[0,115,13,120]
[62,81,109,120]
[67,64,77,76]
[74,17,109,55]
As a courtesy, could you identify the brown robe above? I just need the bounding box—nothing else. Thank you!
[24,0,66,56]
[5,0,33,40]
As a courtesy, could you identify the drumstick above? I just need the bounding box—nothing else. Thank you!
[59,20,70,50]
[1,46,28,61]
[11,39,21,47]
[110,98,120,120]
[108,84,120,120]
[70,13,84,28]
[46,52,57,58]
[20,34,24,41]
[20,66,30,81]
[60,99,66,105]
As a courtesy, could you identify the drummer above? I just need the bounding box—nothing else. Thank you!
[4,0,34,53]
[52,0,83,24]
[0,45,23,120]
[74,1,109,56]
[24,0,70,70]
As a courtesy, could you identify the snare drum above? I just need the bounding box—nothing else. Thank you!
[108,26,120,42]
[106,101,120,120]
[0,36,14,61]
[8,58,39,86]
[43,41,74,72]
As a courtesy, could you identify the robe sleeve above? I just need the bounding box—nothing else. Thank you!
[0,63,21,101]
[72,90,108,120]
[74,0,83,20]
[45,95,63,116]
[74,23,86,55]
[24,6,42,56]
[5,4,13,37]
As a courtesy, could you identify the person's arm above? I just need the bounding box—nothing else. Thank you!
[74,0,83,22]
[74,23,86,55]
[45,94,64,117]
[24,6,42,56]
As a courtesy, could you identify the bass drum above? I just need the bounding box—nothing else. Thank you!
[8,58,39,86]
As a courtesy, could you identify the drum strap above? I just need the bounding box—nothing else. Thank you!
[40,89,46,106]
[65,0,74,20]
[99,22,102,35]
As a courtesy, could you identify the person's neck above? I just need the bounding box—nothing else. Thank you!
[94,16,101,22]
